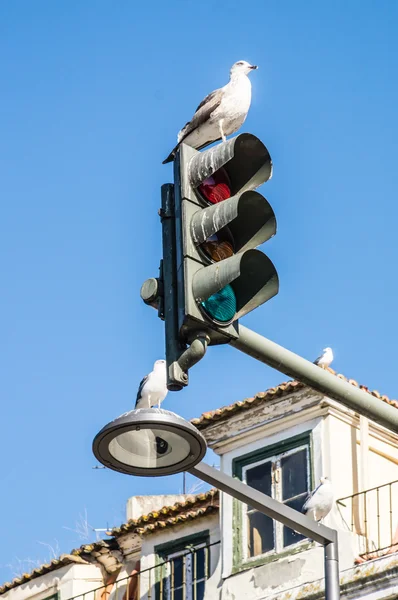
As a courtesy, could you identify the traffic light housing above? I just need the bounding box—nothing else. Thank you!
[173,133,279,346]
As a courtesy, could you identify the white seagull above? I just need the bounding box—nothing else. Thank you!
[314,347,334,369]
[302,476,334,522]
[135,359,168,409]
[163,60,258,164]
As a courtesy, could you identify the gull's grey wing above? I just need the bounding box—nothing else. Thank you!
[313,353,323,365]
[302,482,322,513]
[178,88,224,144]
[162,88,224,164]
[195,88,223,113]
[135,374,149,406]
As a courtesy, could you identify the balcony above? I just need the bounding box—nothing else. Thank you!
[337,479,398,561]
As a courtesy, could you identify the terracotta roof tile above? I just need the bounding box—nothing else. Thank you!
[191,368,398,430]
[0,555,89,595]
[110,488,219,536]
[71,539,118,557]
[355,544,398,563]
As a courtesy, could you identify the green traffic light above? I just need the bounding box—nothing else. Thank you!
[201,284,237,324]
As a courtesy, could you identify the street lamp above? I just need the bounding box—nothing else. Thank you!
[92,407,340,600]
[92,408,207,477]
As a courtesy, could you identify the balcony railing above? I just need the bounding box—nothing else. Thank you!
[337,479,398,559]
[63,540,220,600]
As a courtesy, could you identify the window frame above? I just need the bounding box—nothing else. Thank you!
[232,431,314,570]
[37,595,58,600]
[155,531,210,600]
[242,443,311,560]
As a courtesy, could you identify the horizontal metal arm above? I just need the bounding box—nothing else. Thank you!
[190,462,337,545]
[230,325,398,433]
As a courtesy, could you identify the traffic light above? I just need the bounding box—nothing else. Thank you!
[173,133,279,346]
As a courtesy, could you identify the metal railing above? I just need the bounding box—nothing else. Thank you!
[337,480,398,558]
[64,540,220,600]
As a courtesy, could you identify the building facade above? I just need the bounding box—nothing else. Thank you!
[1,368,397,600]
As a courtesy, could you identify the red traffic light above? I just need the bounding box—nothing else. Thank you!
[198,168,231,204]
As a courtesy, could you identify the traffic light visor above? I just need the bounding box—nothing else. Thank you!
[189,133,272,197]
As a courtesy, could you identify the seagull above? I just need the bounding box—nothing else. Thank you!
[135,359,168,409]
[314,347,334,369]
[163,60,258,164]
[302,476,334,522]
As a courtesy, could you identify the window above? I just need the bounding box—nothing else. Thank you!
[156,534,210,600]
[233,433,312,564]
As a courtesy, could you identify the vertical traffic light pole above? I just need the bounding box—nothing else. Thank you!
[230,325,398,432]
[159,184,211,391]
[159,184,186,390]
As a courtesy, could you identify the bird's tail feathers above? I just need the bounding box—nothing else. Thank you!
[162,143,179,164]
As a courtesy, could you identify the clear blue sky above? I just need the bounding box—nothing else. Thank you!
[1,0,398,582]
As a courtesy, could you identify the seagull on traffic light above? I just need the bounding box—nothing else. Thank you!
[314,347,334,369]
[135,359,168,409]
[163,60,258,164]
[302,476,334,522]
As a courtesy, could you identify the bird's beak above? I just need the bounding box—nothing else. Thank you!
[250,65,258,70]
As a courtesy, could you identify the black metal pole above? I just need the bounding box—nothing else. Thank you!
[230,325,398,433]
[160,184,188,391]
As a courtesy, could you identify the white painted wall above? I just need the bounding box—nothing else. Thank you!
[327,409,398,555]
[126,495,189,521]
[1,564,103,600]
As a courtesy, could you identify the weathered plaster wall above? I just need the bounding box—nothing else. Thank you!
[1,565,103,600]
